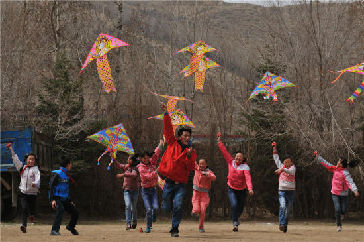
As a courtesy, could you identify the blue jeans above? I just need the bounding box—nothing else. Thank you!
[278,190,295,226]
[124,190,139,225]
[227,187,246,226]
[141,187,159,228]
[161,182,186,229]
[332,194,347,226]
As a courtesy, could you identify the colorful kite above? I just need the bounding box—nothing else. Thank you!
[87,123,134,170]
[248,72,295,102]
[148,109,195,132]
[346,80,364,103]
[150,91,192,112]
[79,33,129,93]
[331,62,364,84]
[177,41,220,92]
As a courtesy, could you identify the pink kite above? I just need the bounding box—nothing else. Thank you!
[79,33,129,93]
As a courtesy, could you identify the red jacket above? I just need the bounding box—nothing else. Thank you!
[157,113,197,184]
[138,147,161,188]
[218,142,253,191]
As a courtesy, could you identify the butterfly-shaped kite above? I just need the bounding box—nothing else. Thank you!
[248,72,295,102]
[331,62,364,103]
[87,123,134,170]
[177,41,220,92]
[79,33,129,93]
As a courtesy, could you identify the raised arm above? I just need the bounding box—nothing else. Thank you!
[150,139,164,166]
[7,144,23,171]
[217,134,233,164]
[272,142,283,169]
[314,152,336,172]
[162,102,176,145]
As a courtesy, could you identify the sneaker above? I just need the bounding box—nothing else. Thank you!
[131,223,137,229]
[337,226,342,232]
[20,225,26,233]
[152,213,157,223]
[232,226,238,232]
[126,224,131,231]
[283,226,287,233]
[279,225,284,231]
[29,215,35,223]
[170,227,179,237]
[66,225,79,235]
[199,228,205,233]
[50,230,60,235]
[145,227,151,233]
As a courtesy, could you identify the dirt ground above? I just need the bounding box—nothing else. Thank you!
[1,219,364,242]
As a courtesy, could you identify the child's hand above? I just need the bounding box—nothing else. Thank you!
[6,143,12,149]
[216,132,221,143]
[51,200,56,209]
[354,191,359,197]
[274,168,283,174]
[248,190,254,196]
[313,151,318,156]
[272,142,276,147]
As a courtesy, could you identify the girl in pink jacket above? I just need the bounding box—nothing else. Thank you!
[217,133,253,232]
[191,159,216,233]
[314,151,359,232]
[137,140,163,233]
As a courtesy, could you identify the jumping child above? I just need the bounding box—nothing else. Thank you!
[138,139,164,233]
[7,143,40,233]
[217,133,253,232]
[314,151,359,232]
[115,154,140,230]
[272,142,296,233]
[191,159,216,233]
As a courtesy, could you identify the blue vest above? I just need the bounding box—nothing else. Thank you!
[52,167,70,199]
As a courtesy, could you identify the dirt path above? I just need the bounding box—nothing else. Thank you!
[1,220,364,242]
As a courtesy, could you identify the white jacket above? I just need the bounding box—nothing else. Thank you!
[12,154,40,195]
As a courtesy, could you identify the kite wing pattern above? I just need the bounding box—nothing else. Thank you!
[331,62,364,84]
[248,72,295,102]
[79,33,129,93]
[150,91,192,112]
[87,123,134,170]
[147,109,195,128]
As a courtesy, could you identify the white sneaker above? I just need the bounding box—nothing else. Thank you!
[337,226,342,232]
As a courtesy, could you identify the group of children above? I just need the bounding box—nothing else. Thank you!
[6,102,360,237]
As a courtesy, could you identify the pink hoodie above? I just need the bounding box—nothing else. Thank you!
[317,156,358,196]
[218,142,253,191]
[138,147,161,188]
[193,163,216,192]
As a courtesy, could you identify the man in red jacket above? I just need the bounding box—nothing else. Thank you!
[158,102,197,237]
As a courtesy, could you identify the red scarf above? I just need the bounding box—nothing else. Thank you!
[60,168,77,186]
[20,165,30,176]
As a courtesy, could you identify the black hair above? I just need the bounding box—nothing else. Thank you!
[141,151,153,158]
[24,153,37,163]
[177,126,192,137]
[341,157,360,168]
[130,154,140,167]
[60,156,71,168]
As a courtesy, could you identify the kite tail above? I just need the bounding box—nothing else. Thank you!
[331,72,344,84]
[195,71,205,92]
[345,80,364,103]
[96,55,117,93]
[97,149,109,166]
[107,156,114,171]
